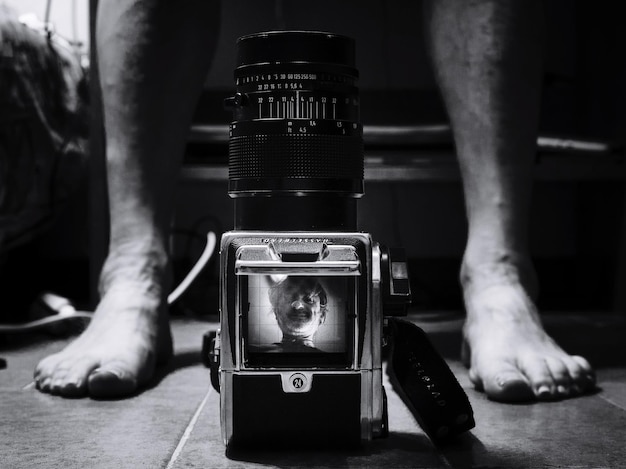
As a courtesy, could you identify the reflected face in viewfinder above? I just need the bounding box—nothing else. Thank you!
[268,277,327,339]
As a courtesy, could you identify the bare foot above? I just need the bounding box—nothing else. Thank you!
[461,266,595,402]
[34,252,172,398]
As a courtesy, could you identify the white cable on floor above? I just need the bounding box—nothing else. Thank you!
[167,231,216,305]
[0,310,94,333]
[0,231,217,334]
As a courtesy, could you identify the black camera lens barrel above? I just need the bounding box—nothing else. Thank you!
[227,31,364,231]
[235,30,357,69]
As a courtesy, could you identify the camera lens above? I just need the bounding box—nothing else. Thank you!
[226,31,363,231]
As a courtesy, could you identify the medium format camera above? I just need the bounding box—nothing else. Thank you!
[207,31,474,450]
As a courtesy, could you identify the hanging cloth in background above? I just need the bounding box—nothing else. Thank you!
[0,3,88,252]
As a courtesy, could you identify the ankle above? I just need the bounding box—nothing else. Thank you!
[99,245,170,301]
[460,250,538,299]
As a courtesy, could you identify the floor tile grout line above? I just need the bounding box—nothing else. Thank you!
[598,393,626,413]
[22,381,35,390]
[165,387,214,469]
[435,447,454,468]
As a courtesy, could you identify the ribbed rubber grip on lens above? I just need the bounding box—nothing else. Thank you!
[228,134,363,181]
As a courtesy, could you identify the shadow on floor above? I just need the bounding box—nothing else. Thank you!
[224,431,437,468]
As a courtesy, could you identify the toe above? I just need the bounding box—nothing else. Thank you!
[88,365,139,398]
[58,379,87,397]
[42,357,96,397]
[60,357,100,396]
[34,353,59,382]
[34,355,59,393]
[482,366,534,402]
[518,355,556,400]
[468,367,484,391]
[48,371,68,395]
[544,356,572,398]
[570,355,596,393]
[36,377,52,393]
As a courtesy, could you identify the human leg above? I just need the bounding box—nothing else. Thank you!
[423,0,595,401]
[34,0,219,397]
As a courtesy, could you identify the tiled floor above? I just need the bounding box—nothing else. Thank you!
[1,312,625,468]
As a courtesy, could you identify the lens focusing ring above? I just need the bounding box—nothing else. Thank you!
[229,133,363,194]
[229,119,363,194]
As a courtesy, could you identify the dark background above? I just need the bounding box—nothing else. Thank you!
[5,0,626,319]
[181,0,626,314]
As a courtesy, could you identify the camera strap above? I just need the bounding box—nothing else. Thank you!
[386,318,475,443]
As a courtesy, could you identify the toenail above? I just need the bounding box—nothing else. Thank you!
[536,385,551,398]
[65,379,81,389]
[557,385,568,395]
[51,379,63,391]
[497,377,522,388]
[92,368,123,379]
[572,384,581,394]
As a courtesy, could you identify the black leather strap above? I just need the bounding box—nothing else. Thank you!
[386,318,475,442]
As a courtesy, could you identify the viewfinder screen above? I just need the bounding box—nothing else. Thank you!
[242,275,355,367]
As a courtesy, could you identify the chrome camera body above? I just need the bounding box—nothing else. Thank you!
[216,232,404,448]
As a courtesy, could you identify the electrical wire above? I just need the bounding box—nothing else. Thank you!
[44,0,52,24]
[0,309,93,333]
[0,232,217,334]
[71,0,78,47]
[44,0,53,40]
[168,231,216,304]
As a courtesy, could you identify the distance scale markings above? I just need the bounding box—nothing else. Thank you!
[230,119,361,137]
[255,91,357,120]
[284,119,359,136]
